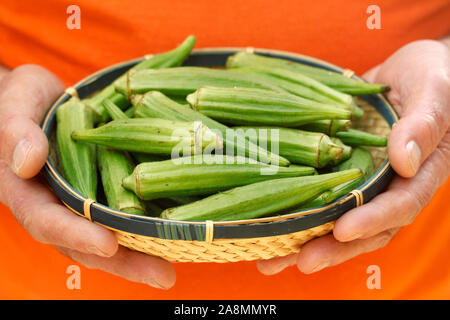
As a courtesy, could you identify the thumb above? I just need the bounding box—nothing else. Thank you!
[387,72,449,178]
[0,65,64,179]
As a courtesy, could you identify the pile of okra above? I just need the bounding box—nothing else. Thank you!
[56,35,389,221]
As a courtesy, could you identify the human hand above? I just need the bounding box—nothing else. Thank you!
[257,39,450,275]
[0,65,176,289]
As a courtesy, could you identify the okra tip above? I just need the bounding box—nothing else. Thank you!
[186,91,199,110]
[328,143,344,161]
[122,174,138,197]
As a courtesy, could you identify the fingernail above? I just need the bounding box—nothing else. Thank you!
[308,261,330,274]
[262,260,293,275]
[341,232,363,242]
[13,139,32,174]
[86,245,111,257]
[406,140,421,175]
[143,278,169,290]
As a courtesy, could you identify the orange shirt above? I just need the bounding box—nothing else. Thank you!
[0,0,449,299]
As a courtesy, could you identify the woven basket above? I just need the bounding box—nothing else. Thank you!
[41,48,398,263]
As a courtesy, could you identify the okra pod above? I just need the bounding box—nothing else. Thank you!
[231,127,344,168]
[132,91,291,166]
[226,52,389,95]
[71,118,223,157]
[350,99,364,119]
[132,152,167,163]
[114,67,285,97]
[336,128,388,147]
[83,35,196,123]
[97,147,145,215]
[124,106,136,118]
[328,137,352,166]
[161,169,363,221]
[298,147,374,210]
[230,66,353,107]
[299,119,351,136]
[102,99,167,163]
[153,196,203,210]
[232,67,364,119]
[56,98,97,200]
[102,98,129,121]
[187,86,352,127]
[122,155,315,200]
[332,147,375,177]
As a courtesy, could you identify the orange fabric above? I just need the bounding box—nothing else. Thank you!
[0,0,449,299]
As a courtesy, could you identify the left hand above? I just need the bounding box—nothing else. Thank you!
[257,39,450,275]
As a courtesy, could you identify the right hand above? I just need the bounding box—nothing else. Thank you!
[0,65,176,290]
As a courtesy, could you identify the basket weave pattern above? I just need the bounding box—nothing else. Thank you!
[116,222,335,263]
[112,99,390,263]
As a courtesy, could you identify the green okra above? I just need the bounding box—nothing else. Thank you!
[83,35,196,123]
[166,95,190,105]
[114,66,286,97]
[335,128,388,147]
[143,201,164,217]
[328,137,352,166]
[350,99,364,119]
[122,155,315,200]
[153,196,203,210]
[56,98,97,200]
[97,147,145,215]
[226,51,389,95]
[102,98,129,121]
[124,106,136,118]
[231,126,345,168]
[101,99,167,163]
[297,147,374,210]
[132,91,291,166]
[161,168,363,221]
[133,93,189,121]
[299,119,351,136]
[333,147,375,177]
[71,118,223,157]
[131,152,167,163]
[187,86,352,127]
[230,66,353,107]
[232,66,365,120]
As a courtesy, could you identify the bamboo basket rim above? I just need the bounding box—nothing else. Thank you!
[41,46,398,231]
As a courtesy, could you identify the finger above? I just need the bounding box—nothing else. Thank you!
[0,65,9,82]
[57,245,176,290]
[334,132,450,242]
[0,64,64,178]
[379,42,450,177]
[296,229,399,274]
[0,160,118,257]
[256,254,298,276]
[362,64,381,83]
